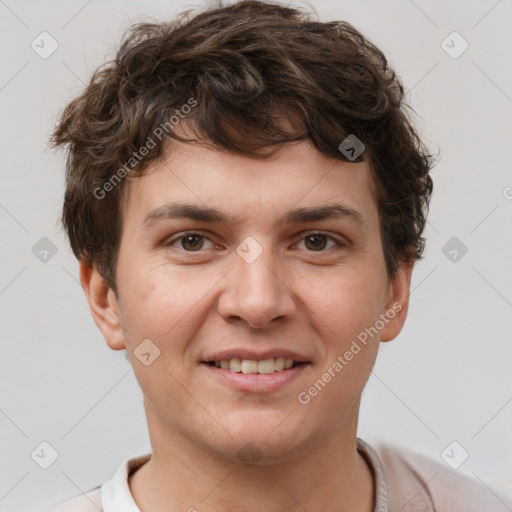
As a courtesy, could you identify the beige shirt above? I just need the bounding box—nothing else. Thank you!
[46,438,512,511]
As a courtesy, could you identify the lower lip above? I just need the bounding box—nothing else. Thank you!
[202,363,309,393]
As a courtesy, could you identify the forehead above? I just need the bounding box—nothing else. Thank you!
[121,138,378,232]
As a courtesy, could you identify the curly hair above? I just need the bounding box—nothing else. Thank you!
[49,0,434,293]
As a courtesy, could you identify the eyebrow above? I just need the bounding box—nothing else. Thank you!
[143,201,365,229]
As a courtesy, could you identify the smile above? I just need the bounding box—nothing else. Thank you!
[207,357,300,374]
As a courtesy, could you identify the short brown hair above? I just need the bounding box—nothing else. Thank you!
[50,0,434,293]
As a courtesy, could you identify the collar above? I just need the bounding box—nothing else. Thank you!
[101,437,388,511]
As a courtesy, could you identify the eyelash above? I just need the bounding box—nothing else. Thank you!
[165,231,344,253]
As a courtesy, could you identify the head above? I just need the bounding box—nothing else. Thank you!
[50,0,433,463]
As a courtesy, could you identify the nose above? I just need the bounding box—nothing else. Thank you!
[217,243,297,329]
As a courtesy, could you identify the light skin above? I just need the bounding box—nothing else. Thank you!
[80,133,413,512]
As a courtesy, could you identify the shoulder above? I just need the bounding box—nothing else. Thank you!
[372,440,512,511]
[42,487,102,512]
[42,453,151,512]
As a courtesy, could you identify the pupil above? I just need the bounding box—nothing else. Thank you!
[183,235,202,251]
[306,235,326,251]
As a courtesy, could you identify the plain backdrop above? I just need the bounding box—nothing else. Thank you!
[1,0,511,510]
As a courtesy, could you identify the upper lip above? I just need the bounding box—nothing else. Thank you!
[202,349,310,363]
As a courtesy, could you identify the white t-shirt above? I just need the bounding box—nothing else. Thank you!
[46,438,512,511]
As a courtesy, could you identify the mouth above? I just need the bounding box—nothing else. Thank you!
[201,351,311,393]
[203,357,307,374]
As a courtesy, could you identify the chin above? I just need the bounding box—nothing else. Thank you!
[206,413,311,465]
[218,437,303,467]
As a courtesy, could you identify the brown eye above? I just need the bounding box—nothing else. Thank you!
[295,233,341,252]
[180,234,204,251]
[166,231,218,253]
[304,234,328,251]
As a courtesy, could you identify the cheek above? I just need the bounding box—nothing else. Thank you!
[299,258,386,395]
[116,255,218,351]
[304,263,386,338]
[298,274,383,422]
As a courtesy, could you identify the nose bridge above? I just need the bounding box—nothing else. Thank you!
[218,235,296,328]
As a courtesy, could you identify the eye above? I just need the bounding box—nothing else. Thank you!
[165,231,343,254]
[295,233,341,252]
[167,232,215,252]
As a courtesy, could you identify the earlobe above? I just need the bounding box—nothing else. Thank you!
[79,260,126,351]
[380,260,414,342]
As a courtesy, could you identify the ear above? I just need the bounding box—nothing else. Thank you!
[79,260,126,351]
[380,260,414,342]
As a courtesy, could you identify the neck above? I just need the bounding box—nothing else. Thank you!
[129,404,374,512]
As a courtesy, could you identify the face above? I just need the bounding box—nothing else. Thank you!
[83,136,412,464]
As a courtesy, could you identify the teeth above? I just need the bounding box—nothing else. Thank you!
[214,357,297,374]
[257,359,275,374]
[241,360,258,374]
[229,358,241,372]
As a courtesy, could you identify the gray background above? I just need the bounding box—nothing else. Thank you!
[1,0,511,510]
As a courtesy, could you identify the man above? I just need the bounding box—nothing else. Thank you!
[47,1,511,510]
